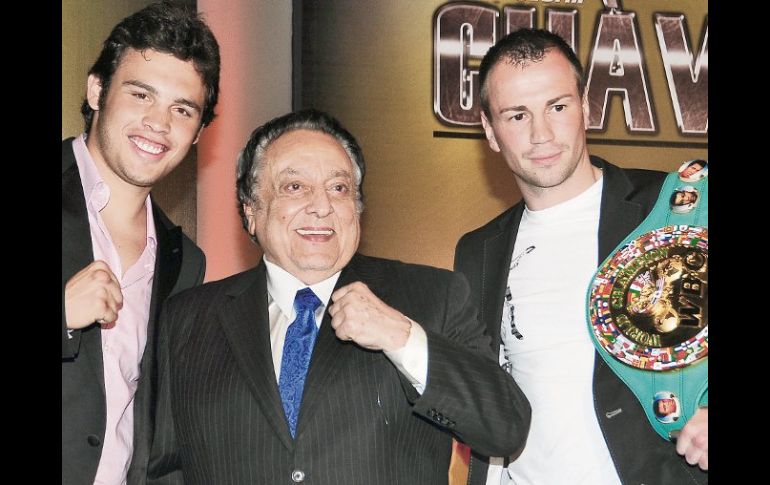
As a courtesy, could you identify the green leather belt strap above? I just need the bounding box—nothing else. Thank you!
[586,161,708,441]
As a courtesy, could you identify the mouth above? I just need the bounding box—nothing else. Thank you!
[295,228,334,241]
[528,152,561,164]
[129,136,168,156]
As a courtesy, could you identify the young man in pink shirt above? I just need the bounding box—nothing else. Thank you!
[62,3,220,483]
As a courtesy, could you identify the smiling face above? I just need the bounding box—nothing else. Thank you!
[245,129,361,284]
[481,49,597,209]
[86,48,206,194]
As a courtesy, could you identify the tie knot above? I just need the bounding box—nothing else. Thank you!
[294,287,322,313]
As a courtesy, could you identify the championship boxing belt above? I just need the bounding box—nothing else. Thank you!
[586,161,708,441]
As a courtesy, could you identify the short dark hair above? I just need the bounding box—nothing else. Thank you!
[479,28,585,119]
[670,189,698,206]
[236,109,366,243]
[80,1,220,132]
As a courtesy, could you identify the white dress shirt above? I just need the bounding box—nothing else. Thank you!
[264,257,429,393]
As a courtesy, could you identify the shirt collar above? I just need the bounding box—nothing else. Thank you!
[72,133,158,250]
[264,257,340,319]
[72,134,110,212]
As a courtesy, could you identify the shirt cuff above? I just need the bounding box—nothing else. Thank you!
[383,319,428,394]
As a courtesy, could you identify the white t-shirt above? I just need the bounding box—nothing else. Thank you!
[488,177,622,485]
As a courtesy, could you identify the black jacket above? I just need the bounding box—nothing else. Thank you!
[147,253,531,485]
[455,157,707,484]
[62,138,205,485]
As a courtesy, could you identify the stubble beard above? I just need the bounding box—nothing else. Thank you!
[95,119,164,189]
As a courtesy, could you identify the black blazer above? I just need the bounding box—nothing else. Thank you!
[62,138,205,485]
[148,253,531,485]
[455,157,708,484]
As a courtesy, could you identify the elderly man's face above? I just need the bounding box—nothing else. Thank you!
[245,129,360,284]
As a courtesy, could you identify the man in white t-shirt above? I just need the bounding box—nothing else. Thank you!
[454,28,708,485]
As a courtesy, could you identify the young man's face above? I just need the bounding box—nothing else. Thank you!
[481,50,591,199]
[674,191,697,205]
[681,162,704,179]
[86,48,206,192]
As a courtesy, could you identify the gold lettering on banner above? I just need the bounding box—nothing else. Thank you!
[432,1,708,138]
[585,7,655,131]
[654,14,708,134]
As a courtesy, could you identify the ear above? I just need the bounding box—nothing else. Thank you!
[480,111,501,153]
[86,74,103,111]
[581,92,590,128]
[243,204,257,235]
[192,126,204,145]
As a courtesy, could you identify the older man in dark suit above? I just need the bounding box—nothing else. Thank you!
[147,109,531,485]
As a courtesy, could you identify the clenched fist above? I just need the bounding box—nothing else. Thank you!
[65,260,123,329]
[328,282,411,351]
[676,406,708,471]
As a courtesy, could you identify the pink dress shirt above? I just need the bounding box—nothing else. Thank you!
[73,134,156,484]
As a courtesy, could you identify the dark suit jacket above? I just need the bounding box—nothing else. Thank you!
[147,253,531,485]
[455,157,708,484]
[62,138,206,485]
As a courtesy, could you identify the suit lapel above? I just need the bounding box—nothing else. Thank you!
[481,207,523,345]
[218,264,295,450]
[62,141,106,393]
[138,204,184,436]
[144,205,183,377]
[150,204,183,312]
[62,141,94,289]
[218,257,392,446]
[596,160,646,263]
[296,254,389,438]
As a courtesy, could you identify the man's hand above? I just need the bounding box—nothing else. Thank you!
[328,282,411,351]
[675,406,708,471]
[64,261,123,329]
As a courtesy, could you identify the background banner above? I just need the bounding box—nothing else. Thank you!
[299,0,707,271]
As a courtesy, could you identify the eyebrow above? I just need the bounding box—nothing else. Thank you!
[276,168,299,178]
[499,93,576,114]
[328,169,352,179]
[275,167,352,181]
[123,80,202,114]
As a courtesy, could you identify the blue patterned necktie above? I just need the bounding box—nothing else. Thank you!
[279,287,322,438]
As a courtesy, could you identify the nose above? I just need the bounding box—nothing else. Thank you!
[142,105,170,133]
[306,187,334,218]
[530,115,554,145]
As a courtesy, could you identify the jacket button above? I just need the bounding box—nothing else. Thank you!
[87,435,101,447]
[291,469,305,482]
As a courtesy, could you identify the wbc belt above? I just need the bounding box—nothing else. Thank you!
[586,160,708,441]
